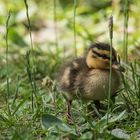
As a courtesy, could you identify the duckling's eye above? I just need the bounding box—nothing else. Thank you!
[100,54,110,60]
[92,54,97,58]
[102,54,107,59]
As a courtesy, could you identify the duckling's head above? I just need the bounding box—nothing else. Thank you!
[86,43,124,71]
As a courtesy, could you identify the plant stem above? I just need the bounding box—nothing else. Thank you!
[53,0,58,56]
[123,0,129,63]
[24,0,38,112]
[107,15,113,123]
[73,0,78,57]
[6,10,11,115]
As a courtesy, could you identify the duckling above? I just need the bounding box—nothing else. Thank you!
[58,42,124,119]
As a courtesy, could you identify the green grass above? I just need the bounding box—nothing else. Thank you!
[1,45,140,139]
[0,0,140,139]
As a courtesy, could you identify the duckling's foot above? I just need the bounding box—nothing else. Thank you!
[92,100,103,118]
[109,96,116,111]
[87,101,102,118]
[65,112,74,124]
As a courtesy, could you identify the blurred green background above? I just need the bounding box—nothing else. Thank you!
[0,0,140,58]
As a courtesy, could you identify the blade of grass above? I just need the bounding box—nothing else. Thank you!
[123,0,129,62]
[53,0,58,114]
[11,98,27,116]
[25,51,36,112]
[5,10,11,116]
[11,75,20,108]
[121,71,138,114]
[73,0,78,57]
[24,0,38,112]
[138,76,140,106]
[24,0,33,51]
[53,0,59,56]
[107,15,113,123]
[0,114,14,126]
[130,61,140,107]
[130,62,137,90]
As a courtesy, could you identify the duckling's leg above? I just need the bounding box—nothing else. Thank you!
[110,95,116,110]
[67,100,72,117]
[66,100,73,123]
[94,100,101,110]
[88,100,102,118]
[111,95,116,104]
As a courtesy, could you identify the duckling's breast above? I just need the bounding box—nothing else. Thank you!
[79,69,121,100]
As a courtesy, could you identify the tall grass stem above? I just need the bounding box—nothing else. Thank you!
[73,0,78,57]
[107,15,113,123]
[24,0,38,112]
[5,10,11,115]
[53,0,59,56]
[123,0,129,62]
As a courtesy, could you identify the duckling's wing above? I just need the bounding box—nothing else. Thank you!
[75,69,97,93]
[58,57,87,92]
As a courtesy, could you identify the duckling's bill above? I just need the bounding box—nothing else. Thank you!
[112,62,125,72]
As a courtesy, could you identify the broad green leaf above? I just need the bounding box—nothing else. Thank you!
[111,128,130,139]
[41,114,72,133]
[41,114,62,129]
[109,110,126,123]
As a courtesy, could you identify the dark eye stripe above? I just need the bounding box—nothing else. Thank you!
[92,50,110,59]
